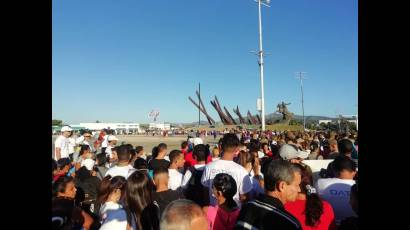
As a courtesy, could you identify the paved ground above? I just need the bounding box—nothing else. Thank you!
[52,135,221,157]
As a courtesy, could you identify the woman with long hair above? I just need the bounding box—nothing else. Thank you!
[237,150,264,198]
[97,175,134,230]
[202,173,240,230]
[126,170,160,230]
[285,163,336,230]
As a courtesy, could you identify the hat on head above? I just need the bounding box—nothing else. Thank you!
[61,126,73,132]
[190,137,203,146]
[108,136,119,141]
[279,144,309,160]
[81,159,95,171]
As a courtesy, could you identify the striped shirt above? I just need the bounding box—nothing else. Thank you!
[235,195,302,230]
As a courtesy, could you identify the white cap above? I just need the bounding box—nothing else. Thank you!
[108,136,119,141]
[61,126,73,132]
[192,137,203,146]
[81,159,95,171]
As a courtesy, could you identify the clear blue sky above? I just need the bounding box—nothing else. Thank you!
[52,0,357,124]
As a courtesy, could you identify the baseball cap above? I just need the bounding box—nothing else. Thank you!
[81,159,95,171]
[61,126,73,132]
[189,137,203,146]
[279,144,309,160]
[108,135,119,141]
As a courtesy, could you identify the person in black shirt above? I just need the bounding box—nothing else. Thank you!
[183,144,209,207]
[152,167,185,216]
[235,160,303,230]
[148,143,170,171]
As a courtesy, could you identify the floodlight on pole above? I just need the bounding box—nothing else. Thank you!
[252,0,270,131]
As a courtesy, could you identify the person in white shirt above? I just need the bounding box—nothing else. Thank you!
[76,130,95,153]
[54,126,73,160]
[315,156,357,226]
[211,146,220,162]
[98,175,136,230]
[168,150,186,190]
[68,132,76,159]
[237,150,264,199]
[101,129,109,154]
[105,145,136,179]
[105,135,119,159]
[201,133,253,207]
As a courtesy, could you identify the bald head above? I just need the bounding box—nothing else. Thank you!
[160,199,207,230]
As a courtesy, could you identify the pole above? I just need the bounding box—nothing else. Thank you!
[296,72,306,131]
[257,0,266,131]
[198,82,201,128]
[299,72,305,130]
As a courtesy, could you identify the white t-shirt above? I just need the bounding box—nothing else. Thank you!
[54,135,70,159]
[99,201,136,230]
[75,136,85,145]
[68,137,76,154]
[201,159,253,206]
[105,145,115,158]
[76,136,95,152]
[101,135,108,148]
[168,168,183,190]
[105,165,136,179]
[315,178,357,225]
[181,164,206,189]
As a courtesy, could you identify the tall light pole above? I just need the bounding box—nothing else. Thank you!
[296,72,307,130]
[198,82,201,128]
[254,0,270,131]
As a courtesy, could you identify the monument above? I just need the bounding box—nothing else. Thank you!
[275,101,293,125]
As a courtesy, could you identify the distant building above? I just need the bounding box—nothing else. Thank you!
[149,123,171,130]
[318,120,332,124]
[78,122,141,134]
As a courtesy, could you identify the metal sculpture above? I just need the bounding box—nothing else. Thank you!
[188,91,216,125]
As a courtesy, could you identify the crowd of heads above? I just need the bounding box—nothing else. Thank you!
[52,127,358,230]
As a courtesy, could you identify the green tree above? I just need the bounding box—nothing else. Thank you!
[52,119,63,126]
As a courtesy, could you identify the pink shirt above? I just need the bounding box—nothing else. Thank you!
[206,206,240,230]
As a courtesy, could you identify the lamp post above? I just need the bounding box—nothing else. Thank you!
[254,0,270,131]
[296,72,307,130]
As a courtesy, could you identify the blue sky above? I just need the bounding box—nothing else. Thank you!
[52,0,357,124]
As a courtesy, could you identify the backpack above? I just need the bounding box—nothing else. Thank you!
[184,167,209,207]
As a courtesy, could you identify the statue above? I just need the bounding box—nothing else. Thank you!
[276,101,293,124]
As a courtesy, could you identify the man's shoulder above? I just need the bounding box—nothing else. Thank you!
[238,199,301,229]
[317,178,355,190]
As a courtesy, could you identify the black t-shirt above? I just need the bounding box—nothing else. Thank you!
[152,189,184,216]
[148,159,170,171]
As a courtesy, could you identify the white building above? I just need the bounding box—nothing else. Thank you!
[149,123,171,130]
[318,120,332,124]
[78,122,141,134]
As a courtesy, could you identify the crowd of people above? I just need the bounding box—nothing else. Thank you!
[53,126,358,230]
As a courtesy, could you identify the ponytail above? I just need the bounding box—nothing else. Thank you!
[151,146,159,159]
[304,185,323,226]
[225,197,237,210]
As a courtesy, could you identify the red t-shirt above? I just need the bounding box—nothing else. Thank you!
[285,199,336,230]
[184,150,212,168]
